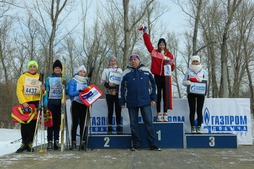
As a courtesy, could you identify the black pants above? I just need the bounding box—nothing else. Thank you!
[47,103,61,142]
[154,75,167,113]
[20,101,39,144]
[21,120,37,144]
[106,94,121,126]
[187,93,205,127]
[71,101,87,142]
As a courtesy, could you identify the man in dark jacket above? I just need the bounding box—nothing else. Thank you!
[119,53,161,151]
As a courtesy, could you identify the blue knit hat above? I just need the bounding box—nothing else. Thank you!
[129,53,140,60]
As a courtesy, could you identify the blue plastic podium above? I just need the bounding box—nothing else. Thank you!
[87,123,238,149]
[185,133,238,148]
[88,134,132,149]
[87,122,184,149]
[138,122,184,148]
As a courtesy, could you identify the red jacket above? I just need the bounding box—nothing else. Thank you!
[143,33,175,76]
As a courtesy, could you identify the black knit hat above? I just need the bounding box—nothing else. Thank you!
[157,38,166,48]
[53,60,62,70]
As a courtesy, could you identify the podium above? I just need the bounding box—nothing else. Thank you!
[138,122,184,148]
[88,134,132,149]
[88,122,184,149]
[87,123,238,149]
[185,133,238,148]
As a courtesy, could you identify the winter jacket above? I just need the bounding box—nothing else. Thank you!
[16,72,45,104]
[68,75,89,104]
[182,67,208,86]
[43,73,68,107]
[101,67,123,95]
[119,64,157,108]
[143,33,175,76]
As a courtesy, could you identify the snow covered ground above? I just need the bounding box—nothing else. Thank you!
[0,129,21,156]
[0,128,47,156]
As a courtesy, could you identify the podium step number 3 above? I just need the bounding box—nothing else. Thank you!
[186,133,238,148]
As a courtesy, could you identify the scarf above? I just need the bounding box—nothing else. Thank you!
[74,75,88,83]
[190,64,202,73]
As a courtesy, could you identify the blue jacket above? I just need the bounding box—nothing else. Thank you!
[68,75,89,101]
[119,64,157,108]
[43,73,68,107]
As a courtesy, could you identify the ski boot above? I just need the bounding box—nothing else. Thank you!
[47,141,53,150]
[197,126,202,134]
[157,113,163,122]
[191,126,196,133]
[69,141,77,150]
[116,125,123,135]
[107,125,112,134]
[80,141,85,150]
[54,140,60,150]
[27,142,34,152]
[16,143,28,153]
[163,113,168,122]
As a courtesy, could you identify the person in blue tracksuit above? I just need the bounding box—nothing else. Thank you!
[68,65,89,150]
[44,60,68,150]
[119,54,161,151]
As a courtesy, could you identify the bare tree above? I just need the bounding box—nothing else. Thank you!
[25,0,74,76]
[192,0,203,55]
[122,0,154,68]
[219,0,243,97]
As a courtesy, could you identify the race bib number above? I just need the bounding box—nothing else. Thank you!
[164,64,171,76]
[187,81,207,95]
[24,76,41,95]
[48,77,62,99]
[109,72,122,85]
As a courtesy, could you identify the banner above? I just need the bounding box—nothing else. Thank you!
[79,84,102,106]
[66,98,253,145]
[108,72,122,85]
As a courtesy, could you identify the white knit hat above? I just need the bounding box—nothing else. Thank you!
[190,55,200,63]
[76,65,87,73]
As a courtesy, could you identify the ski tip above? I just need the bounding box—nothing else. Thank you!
[39,149,47,153]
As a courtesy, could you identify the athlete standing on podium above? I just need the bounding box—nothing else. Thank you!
[139,26,175,122]
[119,54,161,151]
[101,57,123,134]
[182,55,207,133]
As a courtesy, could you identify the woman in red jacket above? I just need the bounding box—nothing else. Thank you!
[139,26,175,122]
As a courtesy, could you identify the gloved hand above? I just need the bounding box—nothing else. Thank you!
[104,82,115,89]
[184,80,191,86]
[79,89,84,92]
[197,77,203,82]
[138,26,147,33]
[43,106,48,111]
[62,79,66,86]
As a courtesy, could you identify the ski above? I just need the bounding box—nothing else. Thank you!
[85,106,92,151]
[80,105,91,151]
[31,72,47,153]
[65,110,71,150]
[60,59,66,152]
[10,138,22,144]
